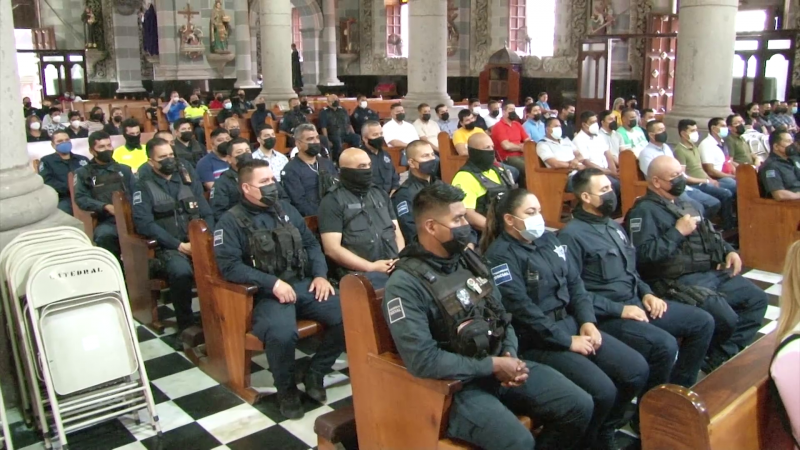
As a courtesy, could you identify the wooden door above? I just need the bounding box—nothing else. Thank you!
[643,14,678,114]
[576,39,612,117]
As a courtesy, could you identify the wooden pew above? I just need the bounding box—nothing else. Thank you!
[202,110,255,149]
[523,141,574,229]
[640,332,794,450]
[339,273,534,449]
[275,131,291,155]
[438,131,467,184]
[67,172,97,241]
[185,219,323,404]
[112,191,175,332]
[384,144,407,174]
[619,149,647,216]
[156,107,169,131]
[736,164,800,273]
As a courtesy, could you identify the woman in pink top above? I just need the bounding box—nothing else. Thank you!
[771,240,800,449]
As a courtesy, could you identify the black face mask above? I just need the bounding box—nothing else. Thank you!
[191,100,200,107]
[258,183,280,207]
[262,137,276,149]
[368,137,385,150]
[331,100,340,108]
[567,113,575,122]
[468,147,495,171]
[238,94,245,100]
[256,104,266,112]
[438,223,473,256]
[235,153,253,168]
[293,105,301,112]
[229,129,241,139]
[216,96,223,101]
[440,112,450,121]
[124,134,141,148]
[422,113,431,122]
[785,144,798,157]
[609,122,618,131]
[24,102,32,108]
[95,150,113,164]
[179,131,193,142]
[666,176,687,197]
[508,112,519,121]
[628,119,637,128]
[158,157,178,175]
[655,131,668,144]
[395,113,406,122]
[416,159,439,176]
[763,110,771,116]
[339,167,373,194]
[531,114,541,122]
[596,191,617,217]
[113,116,122,123]
[464,122,476,131]
[489,110,500,118]
[151,102,158,107]
[300,101,308,107]
[304,143,321,157]
[93,113,104,122]
[735,124,745,135]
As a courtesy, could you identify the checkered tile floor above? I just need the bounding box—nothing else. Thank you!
[5,269,783,450]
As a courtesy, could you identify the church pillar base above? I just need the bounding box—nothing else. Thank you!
[664,104,733,145]
[116,82,147,94]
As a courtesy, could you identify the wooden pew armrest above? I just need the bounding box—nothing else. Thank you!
[367,352,462,396]
[119,231,159,250]
[208,277,259,296]
[534,167,572,175]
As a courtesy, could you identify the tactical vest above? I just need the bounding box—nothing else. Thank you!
[458,162,516,216]
[318,167,339,200]
[85,164,126,205]
[143,177,200,241]
[228,204,308,283]
[396,251,510,358]
[332,185,397,273]
[633,195,727,281]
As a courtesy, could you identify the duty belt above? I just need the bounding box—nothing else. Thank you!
[546,307,568,322]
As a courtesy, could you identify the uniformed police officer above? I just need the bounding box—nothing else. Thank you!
[132,137,214,333]
[350,94,379,135]
[39,129,90,214]
[281,124,339,217]
[560,168,714,392]
[360,120,399,195]
[215,159,344,420]
[73,131,135,259]
[483,188,649,450]
[280,98,309,147]
[210,138,253,220]
[759,129,800,200]
[319,148,405,289]
[392,140,441,242]
[319,94,360,163]
[625,155,768,372]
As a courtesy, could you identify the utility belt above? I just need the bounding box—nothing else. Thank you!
[546,307,568,322]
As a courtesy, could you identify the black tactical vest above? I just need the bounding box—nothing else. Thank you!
[318,167,339,200]
[143,176,200,241]
[85,164,126,205]
[228,204,309,283]
[458,162,516,216]
[396,252,510,358]
[332,185,398,273]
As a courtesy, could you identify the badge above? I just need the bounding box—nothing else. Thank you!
[615,229,628,243]
[553,245,567,261]
[213,229,223,246]
[284,215,290,222]
[456,289,470,307]
[766,169,777,178]
[467,278,482,294]
[387,297,406,323]
[79,160,87,166]
[491,264,512,285]
[209,187,215,199]
[384,155,391,164]
[396,200,409,217]
[629,217,642,233]
[132,191,142,205]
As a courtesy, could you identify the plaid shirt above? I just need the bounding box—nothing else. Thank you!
[769,113,796,131]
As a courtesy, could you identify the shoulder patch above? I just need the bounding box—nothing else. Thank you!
[284,215,290,222]
[38,162,44,173]
[396,200,409,217]
[386,297,406,324]
[73,174,79,186]
[616,228,628,243]
[383,155,391,164]
[213,229,223,246]
[629,217,642,233]
[766,169,777,178]
[554,245,567,261]
[491,263,513,286]
[209,187,215,199]
[79,160,88,166]
[132,191,142,205]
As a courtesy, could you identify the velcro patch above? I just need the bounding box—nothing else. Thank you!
[386,297,406,323]
[396,200,409,217]
[491,264,513,286]
[213,229,223,246]
[132,191,142,205]
[766,169,777,178]
[629,217,642,233]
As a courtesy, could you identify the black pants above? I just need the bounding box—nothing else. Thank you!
[94,220,120,260]
[250,278,345,392]
[156,249,195,330]
[598,300,714,389]
[522,316,649,447]
[446,361,593,450]
[57,197,72,215]
[678,270,768,359]
[328,132,361,163]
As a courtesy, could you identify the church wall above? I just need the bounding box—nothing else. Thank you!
[40,0,84,50]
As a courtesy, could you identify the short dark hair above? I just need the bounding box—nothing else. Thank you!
[524,103,537,115]
[645,120,663,134]
[678,119,696,134]
[257,124,274,136]
[621,107,637,117]
[598,110,614,123]
[146,137,170,158]
[745,102,758,112]
[406,139,432,160]
[417,103,429,111]
[538,92,547,99]
[50,129,69,142]
[708,117,725,131]
[572,168,607,199]
[545,117,560,128]
[121,118,140,133]
[390,102,403,110]
[222,137,250,156]
[769,129,791,150]
[88,130,111,149]
[68,110,81,120]
[560,103,574,111]
[412,183,466,224]
[174,118,192,130]
[642,108,655,116]
[210,127,229,139]
[725,114,741,127]
[457,109,473,123]
[488,100,499,107]
[579,110,596,124]
[238,158,270,184]
[469,97,480,105]
[435,104,446,113]
[110,107,122,115]
[49,106,62,114]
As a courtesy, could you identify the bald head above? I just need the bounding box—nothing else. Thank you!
[339,147,371,169]
[467,132,493,151]
[647,155,681,181]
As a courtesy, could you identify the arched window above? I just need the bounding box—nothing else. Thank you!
[509,0,556,57]
[386,0,408,57]
[291,7,303,54]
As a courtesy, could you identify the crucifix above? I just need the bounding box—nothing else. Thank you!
[178,2,200,26]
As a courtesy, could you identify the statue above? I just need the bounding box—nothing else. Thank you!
[210,0,231,54]
[82,6,97,49]
[178,2,204,59]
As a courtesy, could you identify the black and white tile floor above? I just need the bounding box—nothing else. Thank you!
[5,268,783,450]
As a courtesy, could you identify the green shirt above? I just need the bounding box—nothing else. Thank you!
[673,142,707,180]
[725,134,753,165]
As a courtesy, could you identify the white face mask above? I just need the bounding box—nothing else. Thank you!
[689,131,699,143]
[30,122,41,130]
[718,127,729,138]
[359,101,367,109]
[472,107,481,114]
[515,214,546,241]
[588,123,600,135]
[51,115,62,123]
[551,127,563,140]
[70,120,81,128]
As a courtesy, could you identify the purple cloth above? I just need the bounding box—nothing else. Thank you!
[143,4,159,56]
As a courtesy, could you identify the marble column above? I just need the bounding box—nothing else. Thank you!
[403,0,452,115]
[233,0,257,88]
[317,0,342,87]
[0,0,81,405]
[259,0,297,103]
[663,0,737,141]
[300,28,321,95]
[112,11,146,94]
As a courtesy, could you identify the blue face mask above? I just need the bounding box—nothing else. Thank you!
[55,141,72,154]
[223,103,232,110]
[792,107,798,114]
[718,127,729,138]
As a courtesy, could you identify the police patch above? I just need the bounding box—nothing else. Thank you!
[554,245,567,261]
[384,155,391,164]
[766,169,777,178]
[209,187,215,199]
[396,200,409,217]
[284,215,290,222]
[79,160,87,166]
[213,229,223,246]
[73,175,79,186]
[616,229,628,243]
[38,162,44,173]
[387,297,406,323]
[629,217,642,233]
[491,264,513,286]
[456,289,470,307]
[132,191,142,205]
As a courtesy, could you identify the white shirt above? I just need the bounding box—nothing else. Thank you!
[599,128,622,158]
[698,135,726,172]
[639,142,673,176]
[573,130,609,169]
[382,120,420,147]
[253,147,289,181]
[537,137,578,172]
[413,119,441,142]
[485,114,501,129]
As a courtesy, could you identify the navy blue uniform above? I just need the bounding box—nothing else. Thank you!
[279,109,308,135]
[383,243,593,450]
[214,199,344,392]
[350,106,379,135]
[210,169,240,221]
[626,190,768,363]
[485,231,649,447]
[281,156,338,217]
[391,174,440,243]
[65,127,89,139]
[559,208,714,389]
[39,152,90,214]
[174,138,206,168]
[361,144,399,194]
[319,107,360,162]
[759,152,800,197]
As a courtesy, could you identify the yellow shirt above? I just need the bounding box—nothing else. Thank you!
[184,105,209,119]
[451,168,501,210]
[113,145,147,172]
[453,127,486,147]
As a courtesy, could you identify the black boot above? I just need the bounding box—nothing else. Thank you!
[278,388,304,420]
[304,370,327,403]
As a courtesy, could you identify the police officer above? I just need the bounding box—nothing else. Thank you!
[281,124,338,217]
[559,168,714,394]
[132,138,214,334]
[319,148,405,289]
[759,129,800,200]
[40,129,90,214]
[215,159,344,419]
[384,183,593,450]
[483,188,649,450]
[73,131,135,259]
[360,120,399,195]
[392,140,441,242]
[625,155,768,372]
[319,94,360,163]
[280,98,309,139]
[350,94,379,135]
[210,138,253,220]
[173,118,206,168]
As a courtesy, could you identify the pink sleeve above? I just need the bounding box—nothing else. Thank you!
[771,342,800,448]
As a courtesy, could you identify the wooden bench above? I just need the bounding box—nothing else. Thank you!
[67,172,97,241]
[523,141,575,229]
[185,219,323,404]
[619,150,647,217]
[202,110,255,149]
[112,191,175,332]
[439,131,467,184]
[384,144,407,174]
[640,332,794,450]
[736,164,800,273]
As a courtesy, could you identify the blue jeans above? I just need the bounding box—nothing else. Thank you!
[696,182,735,229]
[717,177,737,197]
[684,188,719,218]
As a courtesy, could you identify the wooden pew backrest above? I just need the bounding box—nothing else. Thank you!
[523,141,572,229]
[619,149,647,216]
[67,172,97,241]
[439,131,466,184]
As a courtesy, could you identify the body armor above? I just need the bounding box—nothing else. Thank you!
[332,186,398,275]
[85,164,126,205]
[143,171,200,241]
[458,162,516,216]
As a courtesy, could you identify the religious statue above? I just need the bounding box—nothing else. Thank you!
[339,18,358,54]
[209,0,231,54]
[446,0,459,57]
[81,6,98,49]
[590,0,616,34]
[178,2,204,59]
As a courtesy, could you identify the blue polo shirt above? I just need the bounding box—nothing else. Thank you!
[166,102,187,123]
[196,152,230,183]
[524,118,546,142]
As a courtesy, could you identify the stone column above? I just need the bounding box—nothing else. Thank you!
[317,0,342,88]
[300,28,321,95]
[259,0,297,103]
[663,0,737,140]
[233,0,257,88]
[0,0,81,405]
[112,11,146,94]
[403,0,452,114]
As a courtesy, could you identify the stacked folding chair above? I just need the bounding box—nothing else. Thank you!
[0,382,11,450]
[0,227,161,449]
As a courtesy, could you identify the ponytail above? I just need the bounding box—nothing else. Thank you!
[479,187,531,254]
